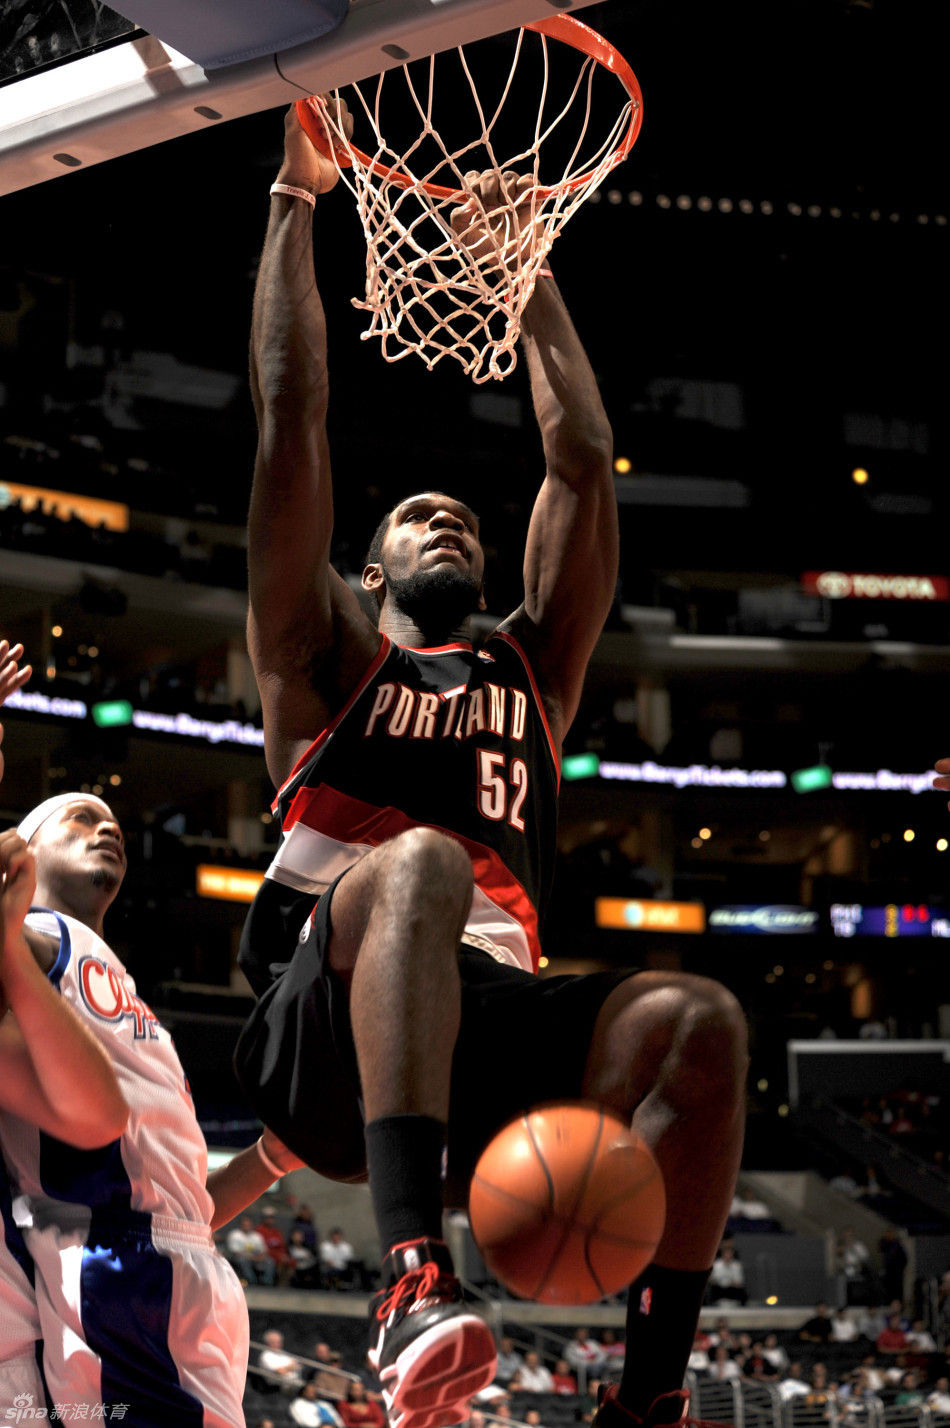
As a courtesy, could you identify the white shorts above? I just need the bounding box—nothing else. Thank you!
[28,1214,248,1427]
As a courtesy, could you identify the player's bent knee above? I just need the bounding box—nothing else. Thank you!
[673,976,748,1098]
[384,826,473,893]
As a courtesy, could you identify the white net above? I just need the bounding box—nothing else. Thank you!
[307,19,641,383]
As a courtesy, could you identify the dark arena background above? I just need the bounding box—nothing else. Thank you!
[2,0,950,1422]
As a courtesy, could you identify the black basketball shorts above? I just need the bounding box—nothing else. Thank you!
[234,870,637,1199]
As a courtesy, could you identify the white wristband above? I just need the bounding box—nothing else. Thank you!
[256,1136,285,1179]
[270,183,316,208]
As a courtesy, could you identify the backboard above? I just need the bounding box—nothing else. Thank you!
[0,0,607,197]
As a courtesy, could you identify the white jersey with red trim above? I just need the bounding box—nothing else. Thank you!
[2,911,213,1228]
[240,631,559,986]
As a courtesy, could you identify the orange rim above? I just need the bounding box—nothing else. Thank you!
[294,13,642,201]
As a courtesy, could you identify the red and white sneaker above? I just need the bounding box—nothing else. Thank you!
[368,1238,497,1428]
[592,1383,734,1428]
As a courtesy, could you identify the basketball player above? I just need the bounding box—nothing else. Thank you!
[236,103,746,1428]
[0,649,304,1423]
[1,641,130,1405]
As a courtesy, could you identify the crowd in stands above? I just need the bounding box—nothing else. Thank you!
[851,1089,950,1173]
[222,1203,371,1293]
[247,1323,630,1428]
[245,1307,950,1428]
[687,1304,950,1417]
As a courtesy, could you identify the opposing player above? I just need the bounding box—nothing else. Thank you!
[236,105,747,1428]
[0,647,304,1423]
[1,641,130,1405]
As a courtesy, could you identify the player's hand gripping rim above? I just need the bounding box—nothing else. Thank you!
[277,95,354,198]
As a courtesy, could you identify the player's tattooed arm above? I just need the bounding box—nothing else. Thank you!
[247,103,381,789]
[0,831,129,1147]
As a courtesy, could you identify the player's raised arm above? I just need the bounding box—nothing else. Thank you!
[248,103,381,787]
[451,174,618,747]
[513,266,617,741]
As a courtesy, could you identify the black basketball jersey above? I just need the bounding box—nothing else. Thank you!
[240,630,559,991]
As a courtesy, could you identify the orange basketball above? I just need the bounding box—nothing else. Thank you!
[468,1103,665,1305]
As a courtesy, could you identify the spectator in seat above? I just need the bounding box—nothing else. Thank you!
[805,1365,833,1410]
[599,1328,625,1376]
[840,1383,873,1420]
[895,1371,924,1407]
[577,1377,604,1421]
[860,1167,889,1204]
[729,1187,771,1223]
[338,1381,386,1428]
[289,1227,320,1288]
[687,1332,710,1374]
[258,1205,295,1286]
[762,1333,788,1372]
[858,1356,884,1393]
[291,1384,344,1428]
[928,1377,950,1414]
[856,1305,887,1343]
[876,1314,908,1355]
[519,1351,555,1393]
[799,1303,834,1343]
[837,1227,871,1284]
[564,1327,605,1375]
[320,1227,359,1288]
[743,1342,778,1382]
[831,1307,860,1343]
[523,1412,547,1428]
[778,1364,808,1402]
[474,1381,510,1408]
[707,1244,746,1305]
[829,1170,861,1198]
[358,1353,384,1402]
[292,1203,319,1250]
[259,1330,306,1394]
[308,1343,350,1400]
[495,1338,524,1384]
[884,1354,910,1387]
[551,1359,578,1394]
[709,1317,738,1350]
[228,1213,277,1284]
[709,1346,740,1381]
[905,1318,936,1352]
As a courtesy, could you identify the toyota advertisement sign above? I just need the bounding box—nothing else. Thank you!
[802,570,950,601]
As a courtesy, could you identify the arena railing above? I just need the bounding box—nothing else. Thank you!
[246,1338,363,1393]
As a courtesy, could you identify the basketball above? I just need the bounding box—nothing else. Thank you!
[468,1103,666,1305]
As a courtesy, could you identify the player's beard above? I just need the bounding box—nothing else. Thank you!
[383,562,482,632]
[90,867,121,892]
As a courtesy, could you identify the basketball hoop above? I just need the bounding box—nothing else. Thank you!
[296,16,642,382]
